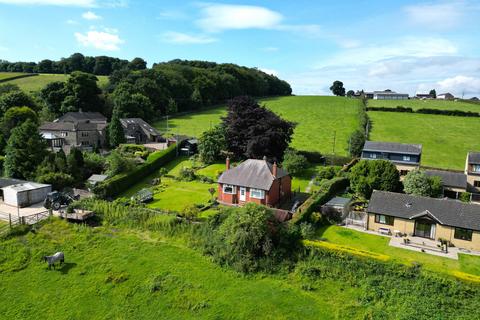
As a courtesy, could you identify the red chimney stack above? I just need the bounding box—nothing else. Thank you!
[226,157,230,170]
[273,161,277,178]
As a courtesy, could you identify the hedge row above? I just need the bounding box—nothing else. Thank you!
[0,73,37,83]
[291,176,349,224]
[367,106,480,117]
[93,143,178,199]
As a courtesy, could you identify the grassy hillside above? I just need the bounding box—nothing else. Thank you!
[0,220,365,319]
[368,111,480,170]
[368,98,480,112]
[0,72,33,81]
[155,96,361,156]
[0,72,109,92]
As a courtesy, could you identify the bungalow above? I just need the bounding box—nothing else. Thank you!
[217,157,291,207]
[465,152,480,194]
[373,90,409,100]
[424,169,467,199]
[437,93,454,100]
[367,191,480,251]
[361,141,422,175]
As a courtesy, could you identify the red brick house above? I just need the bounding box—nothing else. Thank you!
[217,157,292,207]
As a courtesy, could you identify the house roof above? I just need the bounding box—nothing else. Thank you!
[87,174,108,183]
[218,159,289,190]
[363,141,422,155]
[468,152,480,165]
[324,197,351,208]
[0,178,26,188]
[367,191,480,231]
[40,121,106,132]
[57,112,107,123]
[2,182,51,192]
[120,118,161,137]
[424,170,467,189]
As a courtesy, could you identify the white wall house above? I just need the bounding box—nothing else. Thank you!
[373,90,409,100]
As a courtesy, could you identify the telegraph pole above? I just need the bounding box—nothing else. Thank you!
[332,130,336,155]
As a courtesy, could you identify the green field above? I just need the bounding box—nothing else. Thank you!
[0,220,365,319]
[368,111,480,170]
[318,225,480,277]
[0,72,109,92]
[0,72,32,81]
[155,96,361,156]
[368,98,480,112]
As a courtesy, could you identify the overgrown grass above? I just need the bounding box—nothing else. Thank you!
[368,111,480,169]
[0,72,33,81]
[368,98,480,112]
[154,96,361,156]
[317,225,480,277]
[2,73,109,92]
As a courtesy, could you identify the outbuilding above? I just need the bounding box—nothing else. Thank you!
[2,182,52,207]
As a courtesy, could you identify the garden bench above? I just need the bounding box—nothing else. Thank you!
[378,227,391,235]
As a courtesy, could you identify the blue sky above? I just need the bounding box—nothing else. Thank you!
[0,0,480,96]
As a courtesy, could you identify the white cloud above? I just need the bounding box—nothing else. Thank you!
[437,75,480,95]
[74,30,124,50]
[197,4,283,32]
[0,0,95,6]
[82,10,101,20]
[259,68,278,76]
[161,31,217,44]
[404,2,465,29]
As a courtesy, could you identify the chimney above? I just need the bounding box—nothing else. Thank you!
[273,161,277,178]
[226,157,230,170]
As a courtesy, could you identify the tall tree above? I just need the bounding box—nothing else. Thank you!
[348,130,366,157]
[4,119,47,180]
[222,96,294,161]
[108,112,126,147]
[198,125,227,164]
[350,160,400,198]
[330,80,346,96]
[1,106,38,138]
[61,71,103,113]
[403,170,443,198]
[429,89,437,98]
[0,90,37,113]
[40,81,68,115]
[346,90,355,97]
[128,57,147,71]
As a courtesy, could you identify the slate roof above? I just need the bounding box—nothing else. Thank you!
[424,170,467,189]
[58,112,107,123]
[468,152,480,165]
[217,159,289,190]
[87,174,108,183]
[40,122,106,131]
[363,141,422,155]
[324,197,351,208]
[367,191,480,231]
[120,118,162,138]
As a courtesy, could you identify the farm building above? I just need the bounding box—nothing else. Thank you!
[437,93,454,100]
[373,90,409,100]
[87,174,108,187]
[120,118,164,144]
[415,93,434,99]
[217,157,291,207]
[322,197,351,218]
[367,190,480,251]
[361,141,422,175]
[2,182,51,208]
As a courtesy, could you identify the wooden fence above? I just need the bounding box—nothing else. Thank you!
[0,210,51,237]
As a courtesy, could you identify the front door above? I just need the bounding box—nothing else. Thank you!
[239,187,246,202]
[414,219,436,239]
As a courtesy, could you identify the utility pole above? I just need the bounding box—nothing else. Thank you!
[166,115,169,133]
[332,130,336,155]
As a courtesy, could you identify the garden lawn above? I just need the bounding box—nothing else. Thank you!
[317,225,480,277]
[0,220,365,319]
[154,96,361,156]
[3,73,109,92]
[368,98,480,112]
[368,111,480,170]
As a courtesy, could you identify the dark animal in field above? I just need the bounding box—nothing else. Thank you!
[43,252,65,269]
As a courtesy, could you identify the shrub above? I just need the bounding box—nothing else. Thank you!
[105,150,135,177]
[178,167,196,181]
[282,149,308,175]
[403,170,443,198]
[459,192,472,203]
[349,160,400,198]
[299,222,315,239]
[315,166,339,182]
[36,172,75,191]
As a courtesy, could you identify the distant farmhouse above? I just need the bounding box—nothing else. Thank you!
[40,111,108,152]
[373,90,409,100]
[361,141,422,175]
[120,118,164,144]
[367,191,480,251]
[437,92,454,100]
[415,93,434,99]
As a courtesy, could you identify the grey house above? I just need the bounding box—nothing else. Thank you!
[361,141,422,175]
[40,111,107,152]
[120,118,163,144]
[425,169,467,199]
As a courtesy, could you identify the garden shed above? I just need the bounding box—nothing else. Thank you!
[2,182,52,208]
[322,197,351,218]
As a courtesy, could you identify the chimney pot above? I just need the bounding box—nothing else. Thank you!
[273,161,277,178]
[226,157,230,170]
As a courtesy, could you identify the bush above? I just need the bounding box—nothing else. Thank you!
[349,160,400,198]
[459,192,472,203]
[403,170,443,198]
[282,149,308,175]
[178,167,196,181]
[315,166,339,182]
[93,143,178,199]
[105,150,135,177]
[36,172,75,191]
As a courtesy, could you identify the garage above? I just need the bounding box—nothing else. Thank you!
[2,182,52,208]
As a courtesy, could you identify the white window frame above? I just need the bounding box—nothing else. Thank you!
[222,184,236,194]
[370,153,377,159]
[403,155,411,162]
[473,164,480,173]
[250,188,265,199]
